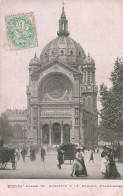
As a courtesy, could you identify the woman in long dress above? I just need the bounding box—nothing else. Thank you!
[101,147,108,174]
[105,148,121,179]
[88,149,94,162]
[80,147,88,176]
[70,148,83,177]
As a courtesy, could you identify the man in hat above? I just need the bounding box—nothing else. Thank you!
[41,146,46,163]
[57,145,64,169]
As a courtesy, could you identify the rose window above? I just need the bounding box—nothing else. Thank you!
[46,78,67,100]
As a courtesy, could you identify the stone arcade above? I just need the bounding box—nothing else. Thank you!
[26,6,98,147]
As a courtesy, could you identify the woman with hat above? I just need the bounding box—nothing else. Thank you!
[70,147,84,177]
[104,147,121,179]
[101,146,108,175]
[80,147,88,176]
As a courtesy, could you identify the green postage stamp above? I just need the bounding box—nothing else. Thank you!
[5,12,38,50]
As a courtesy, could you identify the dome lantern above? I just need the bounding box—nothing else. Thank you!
[57,3,69,37]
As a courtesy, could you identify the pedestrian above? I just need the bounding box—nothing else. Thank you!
[80,147,88,176]
[41,146,46,162]
[104,147,121,179]
[57,145,64,169]
[97,147,99,153]
[117,142,122,162]
[21,148,27,162]
[16,148,20,161]
[70,147,83,177]
[88,148,94,162]
[101,146,108,174]
[30,148,36,162]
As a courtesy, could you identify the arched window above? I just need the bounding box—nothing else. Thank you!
[52,50,55,55]
[88,71,91,83]
[70,50,73,55]
[62,23,64,30]
[88,97,91,108]
[92,72,95,83]
[79,51,81,56]
[61,50,64,55]
[45,52,47,56]
[83,97,85,105]
[84,72,86,82]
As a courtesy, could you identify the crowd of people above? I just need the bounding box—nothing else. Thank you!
[0,134,122,179]
[57,144,122,179]
[15,145,46,163]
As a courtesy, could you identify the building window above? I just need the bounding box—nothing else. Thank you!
[79,51,81,56]
[84,72,86,82]
[61,50,64,55]
[88,71,91,83]
[75,108,79,116]
[92,72,95,83]
[70,50,73,55]
[45,52,47,56]
[52,50,55,55]
[88,97,91,108]
[62,23,64,30]
[83,97,85,105]
[75,118,79,126]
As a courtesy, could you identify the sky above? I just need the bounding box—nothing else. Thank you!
[0,0,123,113]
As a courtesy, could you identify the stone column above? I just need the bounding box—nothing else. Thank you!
[61,121,63,145]
[49,121,52,146]
[30,107,34,141]
[40,122,42,146]
[38,107,41,146]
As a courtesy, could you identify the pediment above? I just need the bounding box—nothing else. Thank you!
[34,59,80,75]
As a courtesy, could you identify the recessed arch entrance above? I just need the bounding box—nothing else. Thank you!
[51,122,61,145]
[42,124,49,145]
[63,124,70,144]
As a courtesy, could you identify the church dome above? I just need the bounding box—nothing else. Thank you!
[83,53,95,65]
[29,53,41,66]
[40,6,86,68]
[40,36,86,67]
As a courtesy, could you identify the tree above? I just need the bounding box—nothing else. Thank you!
[99,57,123,142]
[12,123,23,138]
[0,113,13,140]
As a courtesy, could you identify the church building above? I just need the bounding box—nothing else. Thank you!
[26,6,98,147]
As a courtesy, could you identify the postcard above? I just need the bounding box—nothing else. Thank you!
[0,0,123,195]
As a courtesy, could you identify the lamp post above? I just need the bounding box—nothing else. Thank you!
[23,127,27,145]
[74,95,82,146]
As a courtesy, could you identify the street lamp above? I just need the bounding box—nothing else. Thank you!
[23,127,27,145]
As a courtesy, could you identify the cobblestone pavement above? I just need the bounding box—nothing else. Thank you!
[0,151,123,179]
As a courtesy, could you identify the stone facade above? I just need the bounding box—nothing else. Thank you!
[4,109,27,129]
[26,6,98,147]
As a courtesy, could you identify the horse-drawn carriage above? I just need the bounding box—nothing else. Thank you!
[0,147,17,170]
[61,143,77,163]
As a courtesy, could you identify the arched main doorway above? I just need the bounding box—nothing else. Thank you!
[42,124,49,145]
[52,123,61,145]
[63,124,70,144]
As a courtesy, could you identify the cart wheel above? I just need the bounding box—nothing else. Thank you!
[1,162,7,169]
[12,162,17,170]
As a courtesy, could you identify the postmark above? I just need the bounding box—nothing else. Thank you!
[5,12,38,50]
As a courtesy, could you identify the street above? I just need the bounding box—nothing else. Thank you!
[0,151,123,179]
